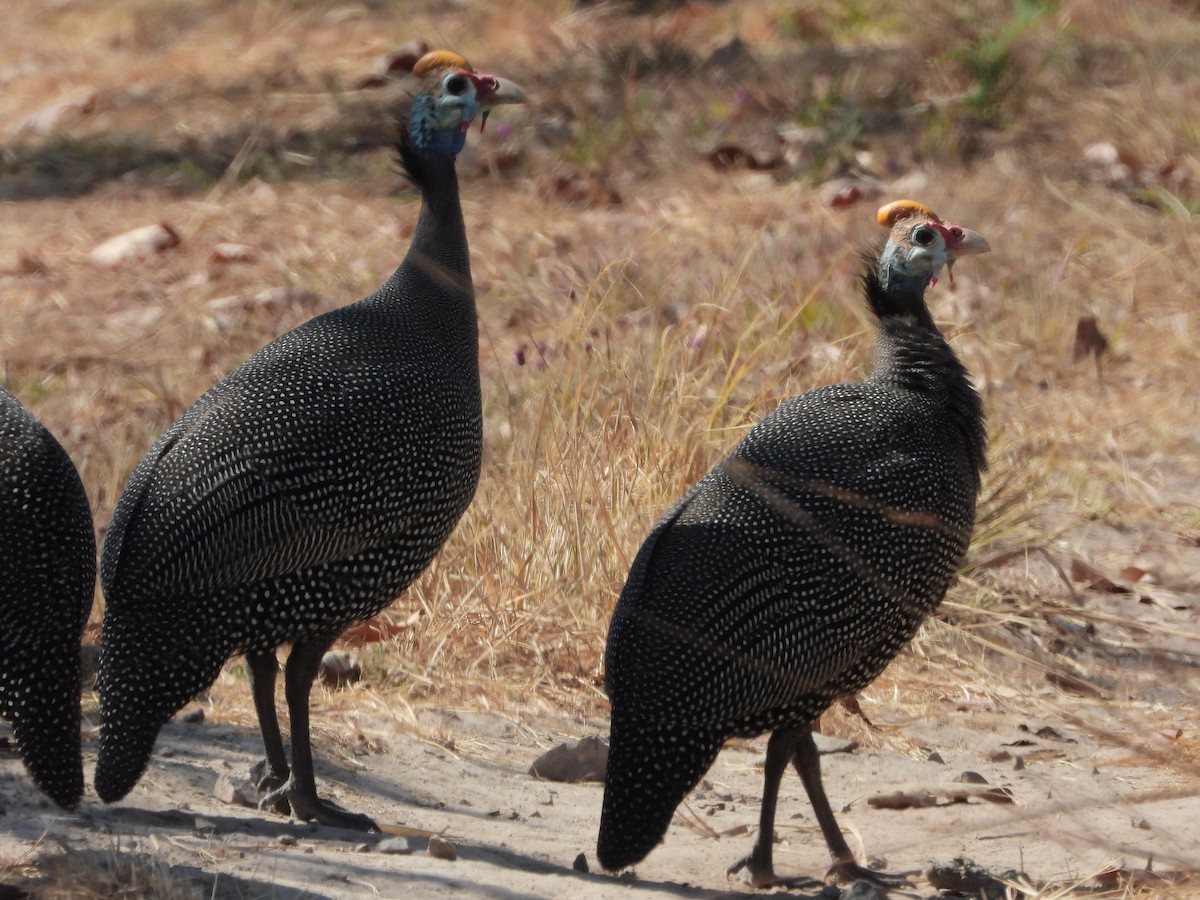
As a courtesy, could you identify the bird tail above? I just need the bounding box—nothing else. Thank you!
[597,718,725,872]
[94,608,230,803]
[5,640,85,809]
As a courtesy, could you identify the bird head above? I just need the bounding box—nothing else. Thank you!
[409,50,525,157]
[876,199,990,289]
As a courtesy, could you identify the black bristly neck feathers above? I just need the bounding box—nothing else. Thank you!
[394,122,473,290]
[862,255,988,479]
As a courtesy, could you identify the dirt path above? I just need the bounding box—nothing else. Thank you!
[4,686,1197,898]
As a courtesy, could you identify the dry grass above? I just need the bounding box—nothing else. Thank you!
[3,0,1200,895]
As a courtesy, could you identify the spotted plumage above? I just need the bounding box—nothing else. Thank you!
[96,51,524,829]
[0,385,95,810]
[598,201,990,884]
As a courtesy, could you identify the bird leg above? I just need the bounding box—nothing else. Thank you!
[258,637,378,832]
[791,725,914,888]
[726,726,820,889]
[246,649,291,814]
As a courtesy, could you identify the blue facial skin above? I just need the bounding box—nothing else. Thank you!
[879,223,947,299]
[410,71,482,157]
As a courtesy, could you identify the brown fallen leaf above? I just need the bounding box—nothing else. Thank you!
[19,90,98,135]
[1069,557,1128,593]
[820,177,884,209]
[1118,564,1147,585]
[1072,314,1109,362]
[341,612,419,647]
[5,252,50,277]
[865,781,1015,810]
[867,789,939,810]
[1046,670,1106,698]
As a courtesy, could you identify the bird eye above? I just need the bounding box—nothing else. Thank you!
[444,74,469,96]
[911,225,936,247]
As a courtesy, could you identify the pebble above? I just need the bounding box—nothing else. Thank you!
[528,736,608,783]
[954,771,989,784]
[318,651,361,688]
[377,837,412,855]
[428,836,457,861]
[212,775,252,807]
[927,856,1017,898]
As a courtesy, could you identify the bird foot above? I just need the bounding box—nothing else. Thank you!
[259,776,378,832]
[826,859,916,890]
[249,759,292,816]
[726,856,821,890]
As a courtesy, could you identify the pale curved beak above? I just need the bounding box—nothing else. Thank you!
[947,226,990,258]
[480,76,526,108]
[475,75,525,132]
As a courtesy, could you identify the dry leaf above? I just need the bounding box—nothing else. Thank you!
[705,144,780,172]
[19,90,97,135]
[1046,670,1106,697]
[89,223,181,267]
[209,242,255,264]
[1069,557,1127,593]
[867,789,939,810]
[820,177,884,209]
[1072,314,1109,361]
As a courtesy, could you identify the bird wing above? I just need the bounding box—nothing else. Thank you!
[102,314,477,606]
[606,384,969,724]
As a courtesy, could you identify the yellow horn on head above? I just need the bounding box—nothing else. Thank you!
[876,199,940,227]
[412,50,473,76]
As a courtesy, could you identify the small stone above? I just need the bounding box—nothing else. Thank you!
[278,835,297,847]
[378,837,412,855]
[989,750,1011,763]
[954,771,989,784]
[926,749,945,764]
[318,651,361,688]
[1014,756,1026,771]
[213,775,251,807]
[572,853,589,873]
[355,843,371,853]
[88,222,181,267]
[428,836,457,860]
[194,818,216,835]
[528,735,609,783]
[812,733,858,755]
[927,856,1013,896]
[179,707,205,724]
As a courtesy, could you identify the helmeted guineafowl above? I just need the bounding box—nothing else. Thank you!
[0,385,96,809]
[598,200,991,885]
[96,50,524,830]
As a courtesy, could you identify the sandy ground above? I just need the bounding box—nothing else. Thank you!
[2,483,1200,899]
[3,674,1198,899]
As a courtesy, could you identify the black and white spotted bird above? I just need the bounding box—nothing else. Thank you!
[598,200,990,885]
[1,385,95,810]
[96,50,524,830]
